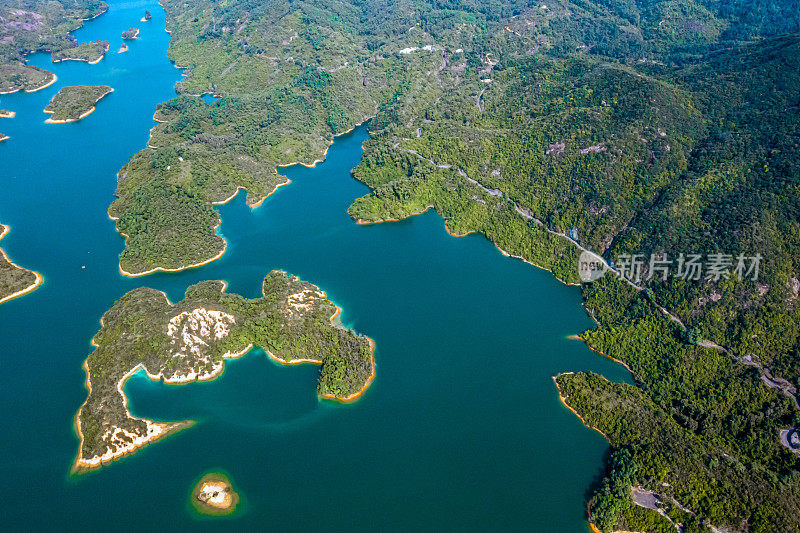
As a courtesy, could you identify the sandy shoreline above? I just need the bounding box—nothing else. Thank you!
[0,134,7,142]
[264,350,322,366]
[0,225,44,305]
[210,178,292,208]
[79,5,109,23]
[32,73,57,92]
[51,53,106,65]
[569,334,635,376]
[145,112,167,147]
[73,297,255,471]
[444,223,476,238]
[0,110,15,118]
[587,502,604,533]
[0,72,57,95]
[73,317,189,473]
[118,240,227,277]
[72,357,194,473]
[45,106,96,123]
[249,179,292,207]
[0,268,43,305]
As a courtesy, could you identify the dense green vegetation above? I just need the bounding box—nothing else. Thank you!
[108,0,382,274]
[0,0,107,93]
[342,4,800,530]
[1,0,796,525]
[51,39,108,63]
[0,61,54,93]
[0,252,37,301]
[94,0,800,529]
[558,369,800,532]
[588,447,639,532]
[76,271,374,465]
[613,503,678,533]
[0,224,40,304]
[572,272,800,530]
[121,27,138,40]
[44,85,112,121]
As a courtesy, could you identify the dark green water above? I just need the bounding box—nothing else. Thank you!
[0,1,631,530]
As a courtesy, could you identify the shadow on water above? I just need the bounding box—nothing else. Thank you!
[125,348,324,429]
[1,1,633,530]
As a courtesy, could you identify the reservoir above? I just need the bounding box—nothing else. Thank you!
[0,0,630,529]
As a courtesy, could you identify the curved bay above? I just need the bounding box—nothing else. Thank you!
[0,0,630,529]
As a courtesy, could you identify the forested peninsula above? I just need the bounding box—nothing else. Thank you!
[51,39,109,63]
[44,85,112,123]
[0,0,108,94]
[0,225,42,305]
[74,271,374,471]
[106,0,800,530]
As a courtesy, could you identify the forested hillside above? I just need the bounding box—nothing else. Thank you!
[0,0,108,92]
[97,0,800,530]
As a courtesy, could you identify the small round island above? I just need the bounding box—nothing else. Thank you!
[190,472,240,517]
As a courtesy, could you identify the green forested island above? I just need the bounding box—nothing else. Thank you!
[51,39,109,63]
[101,0,800,530]
[44,85,112,123]
[0,224,42,305]
[121,27,138,40]
[0,0,108,93]
[74,270,374,471]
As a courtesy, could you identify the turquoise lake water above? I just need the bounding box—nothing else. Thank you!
[0,1,632,529]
